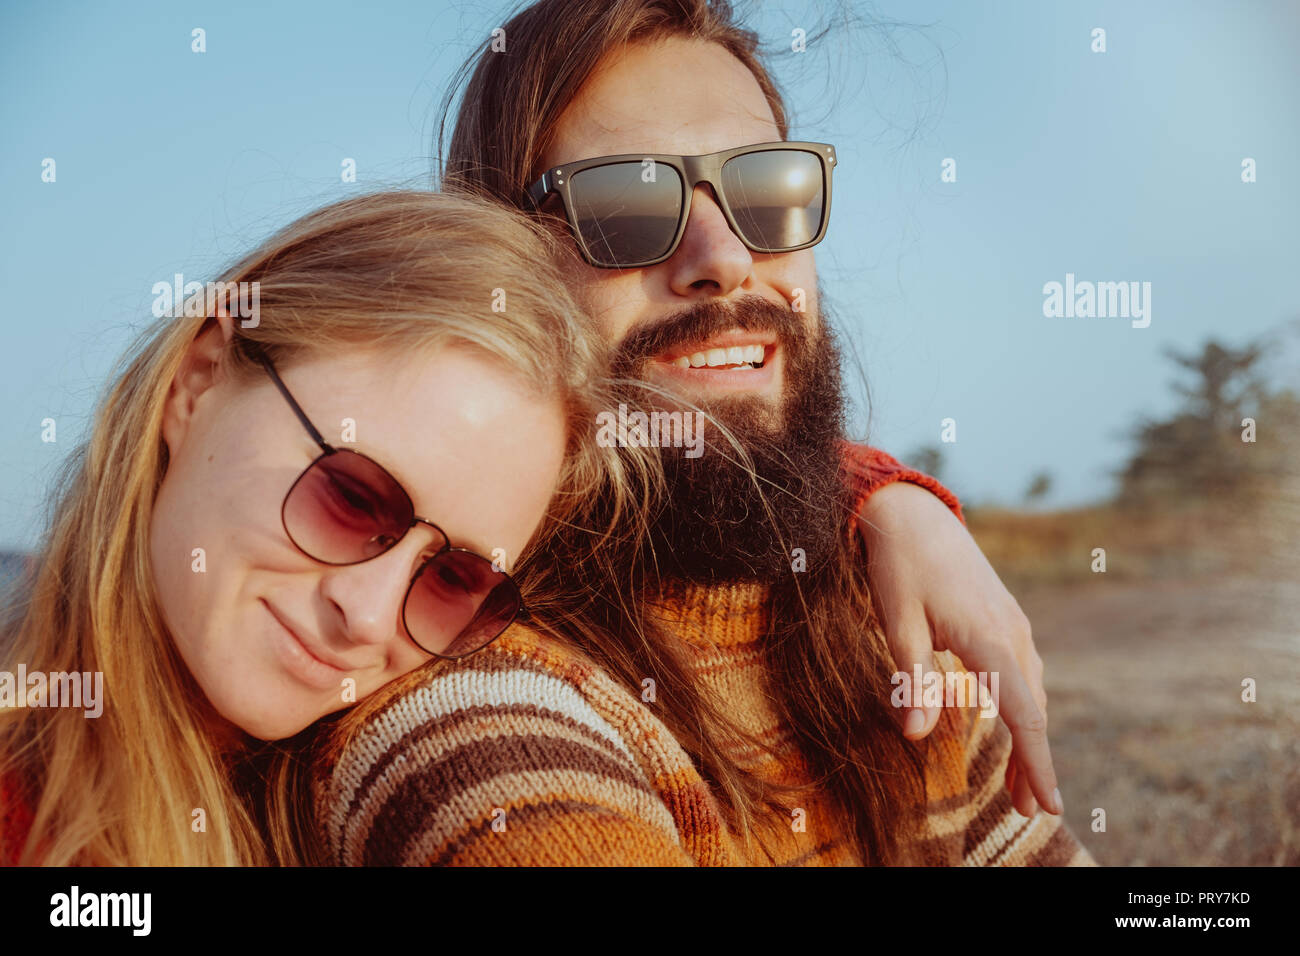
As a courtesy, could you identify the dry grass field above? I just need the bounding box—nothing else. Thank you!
[966,492,1300,866]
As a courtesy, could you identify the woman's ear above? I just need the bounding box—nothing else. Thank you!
[160,315,237,456]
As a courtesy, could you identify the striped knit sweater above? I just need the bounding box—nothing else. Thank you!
[315,446,1095,866]
[316,586,1094,866]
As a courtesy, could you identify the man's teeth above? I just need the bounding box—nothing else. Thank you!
[670,344,766,369]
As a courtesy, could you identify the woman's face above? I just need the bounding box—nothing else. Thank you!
[151,320,567,741]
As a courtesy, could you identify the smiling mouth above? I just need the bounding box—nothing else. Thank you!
[264,599,353,674]
[662,343,769,371]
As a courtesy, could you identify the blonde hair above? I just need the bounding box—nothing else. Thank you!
[0,190,654,865]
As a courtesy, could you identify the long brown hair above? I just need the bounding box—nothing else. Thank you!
[0,189,658,864]
[434,0,929,863]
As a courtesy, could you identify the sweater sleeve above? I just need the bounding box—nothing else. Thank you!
[916,651,1097,866]
[315,637,701,867]
[840,441,965,527]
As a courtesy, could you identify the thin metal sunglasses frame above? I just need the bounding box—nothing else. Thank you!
[246,342,527,659]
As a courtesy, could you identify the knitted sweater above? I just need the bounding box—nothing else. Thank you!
[316,586,1093,866]
[315,445,1093,866]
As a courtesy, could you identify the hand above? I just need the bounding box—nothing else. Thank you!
[856,481,1062,819]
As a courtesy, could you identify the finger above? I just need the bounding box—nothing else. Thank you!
[1013,648,1047,721]
[1013,655,1045,738]
[1011,754,1038,818]
[976,645,1062,815]
[1011,633,1048,722]
[883,605,941,740]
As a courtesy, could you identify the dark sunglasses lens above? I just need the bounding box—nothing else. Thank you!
[569,161,684,266]
[720,150,825,250]
[404,551,521,657]
[283,451,415,563]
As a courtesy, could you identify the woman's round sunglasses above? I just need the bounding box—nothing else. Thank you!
[248,342,525,660]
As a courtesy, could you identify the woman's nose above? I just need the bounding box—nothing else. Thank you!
[318,524,443,646]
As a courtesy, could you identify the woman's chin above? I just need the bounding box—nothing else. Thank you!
[205,682,326,746]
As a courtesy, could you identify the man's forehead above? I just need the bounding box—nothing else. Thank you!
[544,37,782,167]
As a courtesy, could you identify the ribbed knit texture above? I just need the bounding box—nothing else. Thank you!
[316,583,1094,866]
[840,440,967,527]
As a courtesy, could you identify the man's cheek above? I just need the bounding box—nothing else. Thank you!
[583,282,640,346]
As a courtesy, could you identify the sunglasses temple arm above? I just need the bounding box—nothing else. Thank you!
[525,175,549,208]
[250,349,333,452]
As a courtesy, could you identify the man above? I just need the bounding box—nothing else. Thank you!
[315,0,1091,865]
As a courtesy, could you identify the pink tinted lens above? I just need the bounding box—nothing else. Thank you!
[283,450,416,564]
[403,550,521,657]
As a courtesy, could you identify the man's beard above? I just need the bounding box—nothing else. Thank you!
[611,297,848,585]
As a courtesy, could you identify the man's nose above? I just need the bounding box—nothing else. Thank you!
[665,184,754,297]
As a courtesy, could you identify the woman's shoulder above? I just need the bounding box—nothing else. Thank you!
[316,625,722,866]
[331,625,668,769]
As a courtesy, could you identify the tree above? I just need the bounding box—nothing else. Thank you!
[1024,471,1052,505]
[907,445,944,483]
[1165,340,1266,429]
[1117,337,1279,505]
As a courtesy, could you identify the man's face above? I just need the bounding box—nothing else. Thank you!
[533,36,847,584]
[535,36,822,419]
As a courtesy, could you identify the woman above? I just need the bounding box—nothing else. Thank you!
[0,189,658,865]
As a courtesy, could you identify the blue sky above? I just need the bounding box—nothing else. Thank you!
[2,0,1297,550]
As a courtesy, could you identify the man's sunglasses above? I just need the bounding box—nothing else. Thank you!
[249,343,524,660]
[526,141,837,269]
